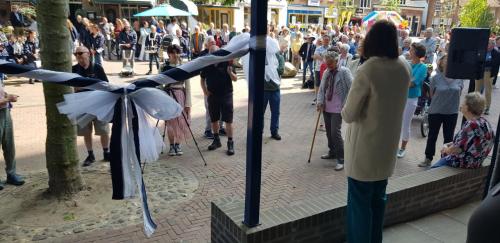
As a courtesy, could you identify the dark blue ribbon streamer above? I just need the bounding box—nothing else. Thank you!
[110,98,124,200]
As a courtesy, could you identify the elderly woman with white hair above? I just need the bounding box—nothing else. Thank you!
[430,92,494,169]
[338,43,353,68]
[401,38,412,60]
[398,29,410,49]
[316,51,353,171]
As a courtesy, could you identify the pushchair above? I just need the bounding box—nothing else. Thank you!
[119,45,134,77]
[414,65,433,137]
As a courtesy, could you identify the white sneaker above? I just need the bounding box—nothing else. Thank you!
[168,145,176,156]
[397,149,406,158]
[334,160,344,171]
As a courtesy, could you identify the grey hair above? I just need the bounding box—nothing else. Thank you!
[323,51,339,61]
[206,36,215,43]
[340,44,350,52]
[464,92,486,116]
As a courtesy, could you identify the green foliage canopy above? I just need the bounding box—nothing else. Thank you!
[459,0,494,28]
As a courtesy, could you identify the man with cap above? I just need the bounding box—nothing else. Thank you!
[299,34,316,89]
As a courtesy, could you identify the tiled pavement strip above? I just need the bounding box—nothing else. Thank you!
[2,59,499,242]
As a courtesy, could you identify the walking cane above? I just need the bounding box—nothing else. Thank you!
[167,89,208,166]
[154,119,168,154]
[307,111,322,163]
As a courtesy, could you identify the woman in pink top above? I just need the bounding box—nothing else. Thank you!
[316,51,353,171]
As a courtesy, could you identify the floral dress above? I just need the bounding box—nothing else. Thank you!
[442,117,494,168]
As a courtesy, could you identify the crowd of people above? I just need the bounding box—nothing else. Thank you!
[0,6,499,242]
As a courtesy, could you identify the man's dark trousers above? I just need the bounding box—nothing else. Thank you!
[302,60,314,85]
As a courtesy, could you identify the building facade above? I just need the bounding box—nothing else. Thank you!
[373,0,427,36]
[287,0,329,29]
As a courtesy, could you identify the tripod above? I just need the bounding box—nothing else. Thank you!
[157,87,207,166]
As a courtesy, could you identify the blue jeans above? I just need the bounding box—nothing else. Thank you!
[302,60,314,84]
[92,53,102,66]
[347,177,388,243]
[263,90,280,135]
[431,157,451,168]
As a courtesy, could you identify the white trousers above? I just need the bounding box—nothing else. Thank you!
[401,98,418,141]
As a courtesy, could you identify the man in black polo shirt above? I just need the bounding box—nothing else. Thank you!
[72,46,111,166]
[200,45,238,155]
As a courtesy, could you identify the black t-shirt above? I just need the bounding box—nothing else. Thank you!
[200,61,232,96]
[72,63,109,92]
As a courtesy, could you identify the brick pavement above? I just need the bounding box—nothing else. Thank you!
[2,59,499,242]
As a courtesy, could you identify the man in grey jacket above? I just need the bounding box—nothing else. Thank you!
[420,28,437,64]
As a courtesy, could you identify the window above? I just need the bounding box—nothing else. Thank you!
[360,0,371,8]
[399,0,406,5]
[434,1,441,16]
[307,15,320,24]
[344,0,354,6]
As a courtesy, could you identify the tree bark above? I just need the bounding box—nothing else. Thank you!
[37,0,84,197]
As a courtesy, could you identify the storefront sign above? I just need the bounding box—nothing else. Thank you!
[308,0,320,6]
[324,5,337,18]
[355,8,364,14]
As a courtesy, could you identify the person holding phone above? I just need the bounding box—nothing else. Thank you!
[0,77,24,190]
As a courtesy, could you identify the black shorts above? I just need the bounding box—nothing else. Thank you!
[315,71,321,87]
[208,93,233,123]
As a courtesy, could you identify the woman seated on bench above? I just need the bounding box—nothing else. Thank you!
[431,92,495,169]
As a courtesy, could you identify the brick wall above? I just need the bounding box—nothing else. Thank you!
[211,165,489,243]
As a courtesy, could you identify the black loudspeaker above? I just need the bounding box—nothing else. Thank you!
[446,28,490,80]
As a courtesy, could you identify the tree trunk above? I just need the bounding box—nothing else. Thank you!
[37,0,84,197]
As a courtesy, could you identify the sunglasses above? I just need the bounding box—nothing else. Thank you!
[74,52,88,56]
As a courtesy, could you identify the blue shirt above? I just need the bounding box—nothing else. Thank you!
[349,42,358,55]
[314,45,328,71]
[409,63,426,98]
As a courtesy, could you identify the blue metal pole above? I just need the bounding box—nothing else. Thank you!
[243,0,268,227]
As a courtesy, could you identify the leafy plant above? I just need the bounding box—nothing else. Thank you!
[19,5,36,18]
[492,24,500,35]
[459,0,494,28]
[380,0,400,11]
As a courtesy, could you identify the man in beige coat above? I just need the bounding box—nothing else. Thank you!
[341,20,411,243]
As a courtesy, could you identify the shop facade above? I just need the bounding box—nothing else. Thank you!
[197,4,243,30]
[242,0,287,30]
[287,0,328,29]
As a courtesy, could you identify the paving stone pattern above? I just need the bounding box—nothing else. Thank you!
[1,60,498,242]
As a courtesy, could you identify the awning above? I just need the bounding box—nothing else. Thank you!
[134,4,191,17]
[288,9,323,15]
[170,0,198,16]
[93,0,154,5]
